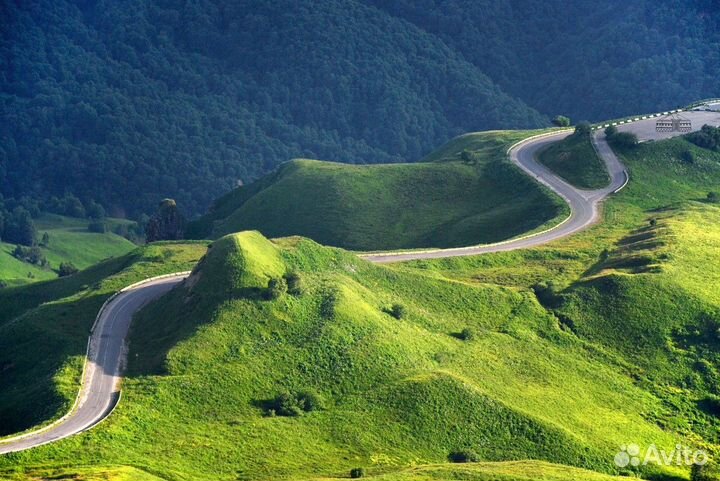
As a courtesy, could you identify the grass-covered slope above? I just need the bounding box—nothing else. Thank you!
[4,135,720,480]
[538,131,609,189]
[0,231,692,480]
[187,130,568,251]
[0,241,208,436]
[0,461,636,481]
[556,205,720,435]
[0,214,136,286]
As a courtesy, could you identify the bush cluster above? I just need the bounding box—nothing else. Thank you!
[688,125,720,151]
[267,389,325,417]
[605,125,638,148]
[448,450,480,463]
[12,245,48,267]
[350,467,365,478]
[58,262,79,277]
[265,277,288,300]
[388,303,406,319]
[458,327,476,341]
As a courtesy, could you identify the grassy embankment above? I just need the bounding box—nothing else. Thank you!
[0,214,136,286]
[187,130,569,251]
[538,130,610,189]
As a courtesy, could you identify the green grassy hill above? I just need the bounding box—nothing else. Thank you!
[538,131,610,189]
[187,130,568,251]
[0,230,694,480]
[3,134,720,480]
[0,214,136,286]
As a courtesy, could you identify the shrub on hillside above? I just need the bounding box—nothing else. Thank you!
[388,303,406,319]
[691,462,719,481]
[532,281,561,308]
[708,192,720,204]
[681,149,695,164]
[298,389,325,412]
[266,277,288,300]
[687,125,720,151]
[267,389,325,417]
[320,289,338,319]
[285,271,304,296]
[58,262,79,277]
[448,450,480,463]
[350,467,365,478]
[12,245,48,267]
[609,131,639,148]
[458,327,476,341]
[460,150,481,164]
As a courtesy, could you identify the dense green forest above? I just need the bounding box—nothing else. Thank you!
[0,0,545,218]
[369,0,720,123]
[2,0,718,219]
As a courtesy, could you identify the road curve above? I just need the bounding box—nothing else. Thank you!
[3,109,718,454]
[0,129,629,455]
[0,274,187,455]
[361,129,627,263]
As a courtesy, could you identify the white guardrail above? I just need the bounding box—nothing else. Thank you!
[0,271,191,446]
[592,108,688,131]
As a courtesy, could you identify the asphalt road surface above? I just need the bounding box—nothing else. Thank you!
[615,111,720,141]
[2,109,717,454]
[0,275,187,455]
[361,129,626,263]
[362,111,720,263]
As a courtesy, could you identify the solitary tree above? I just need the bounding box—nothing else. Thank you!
[574,121,592,137]
[86,200,105,220]
[708,192,720,204]
[552,115,571,127]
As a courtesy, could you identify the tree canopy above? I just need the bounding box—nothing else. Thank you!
[3,0,719,219]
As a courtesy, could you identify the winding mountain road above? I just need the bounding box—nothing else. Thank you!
[361,129,626,263]
[2,109,718,454]
[0,275,187,455]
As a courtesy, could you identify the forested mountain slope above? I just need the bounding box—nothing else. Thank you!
[0,0,545,218]
[370,0,720,123]
[3,0,718,220]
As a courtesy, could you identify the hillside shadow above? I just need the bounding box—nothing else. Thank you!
[0,292,106,436]
[124,280,273,378]
[580,223,665,279]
